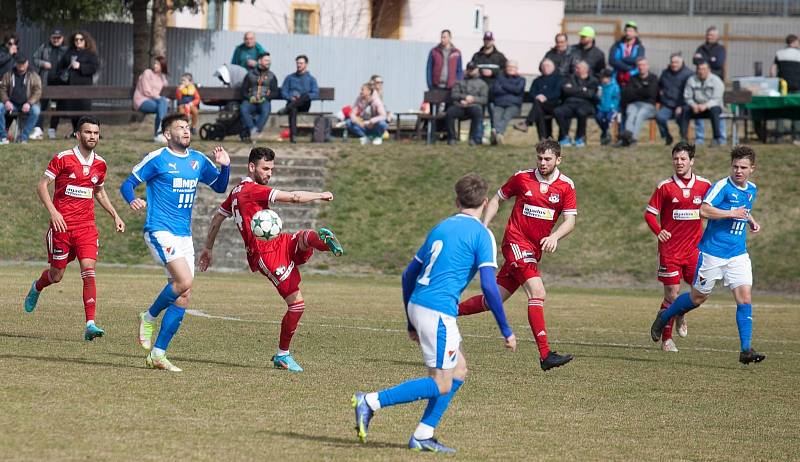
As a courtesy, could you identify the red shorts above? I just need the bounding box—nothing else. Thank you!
[46,226,99,269]
[657,251,700,286]
[251,231,313,298]
[496,242,542,294]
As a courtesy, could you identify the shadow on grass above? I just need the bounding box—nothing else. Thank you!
[0,331,82,343]
[576,353,658,364]
[363,357,420,367]
[0,353,141,369]
[105,352,255,369]
[264,430,407,449]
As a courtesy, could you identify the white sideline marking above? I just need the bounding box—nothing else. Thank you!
[186,310,799,356]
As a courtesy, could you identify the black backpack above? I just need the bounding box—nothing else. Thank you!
[311,116,332,143]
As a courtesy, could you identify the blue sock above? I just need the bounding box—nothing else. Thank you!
[377,376,440,408]
[736,303,753,352]
[420,378,464,429]
[153,304,185,351]
[148,283,179,318]
[660,292,698,322]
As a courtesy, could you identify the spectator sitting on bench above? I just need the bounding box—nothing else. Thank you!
[231,31,266,71]
[347,82,387,145]
[279,54,319,144]
[133,55,169,143]
[514,58,562,140]
[656,53,693,146]
[446,61,488,146]
[370,74,393,123]
[490,60,525,145]
[176,72,201,135]
[679,61,724,146]
[595,68,620,146]
[0,54,42,144]
[615,57,658,147]
[554,60,599,147]
[241,52,278,141]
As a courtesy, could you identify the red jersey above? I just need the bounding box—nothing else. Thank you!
[498,168,577,249]
[44,147,107,230]
[218,177,280,272]
[646,173,712,258]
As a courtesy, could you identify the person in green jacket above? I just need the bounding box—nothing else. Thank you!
[231,31,267,70]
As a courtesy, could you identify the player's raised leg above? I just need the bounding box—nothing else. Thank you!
[651,287,707,342]
[24,265,65,313]
[146,258,193,372]
[458,285,513,316]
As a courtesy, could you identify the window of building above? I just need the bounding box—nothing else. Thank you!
[292,4,319,35]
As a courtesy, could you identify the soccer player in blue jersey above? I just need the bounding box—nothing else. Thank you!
[351,173,517,453]
[119,113,231,372]
[651,145,765,365]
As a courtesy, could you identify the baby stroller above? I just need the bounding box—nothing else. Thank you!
[199,64,248,141]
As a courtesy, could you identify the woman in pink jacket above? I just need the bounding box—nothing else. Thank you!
[133,56,169,142]
[347,82,387,145]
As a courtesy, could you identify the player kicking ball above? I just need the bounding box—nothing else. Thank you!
[458,139,575,371]
[120,113,230,372]
[651,146,765,365]
[198,146,343,372]
[24,116,125,341]
[644,142,711,352]
[352,173,516,453]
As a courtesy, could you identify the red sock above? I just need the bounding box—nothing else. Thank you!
[35,270,54,292]
[80,269,97,322]
[527,298,550,359]
[279,300,306,351]
[458,295,487,316]
[660,299,674,341]
[303,230,329,252]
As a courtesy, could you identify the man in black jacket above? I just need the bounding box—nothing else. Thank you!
[471,31,507,89]
[544,33,572,76]
[554,60,599,147]
[32,28,67,140]
[0,34,18,76]
[693,27,726,80]
[656,53,693,145]
[240,52,279,141]
[569,26,606,78]
[616,58,658,147]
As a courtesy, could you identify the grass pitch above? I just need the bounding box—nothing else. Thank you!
[1,265,798,461]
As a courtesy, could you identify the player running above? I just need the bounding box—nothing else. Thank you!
[23,116,125,341]
[120,113,230,372]
[458,138,576,371]
[644,142,711,352]
[651,146,765,365]
[352,173,516,454]
[197,146,343,372]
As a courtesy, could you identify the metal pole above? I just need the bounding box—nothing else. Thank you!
[783,0,789,17]
[596,0,602,16]
[688,0,695,17]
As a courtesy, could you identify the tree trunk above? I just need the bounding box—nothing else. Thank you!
[150,0,168,59]
[131,0,150,85]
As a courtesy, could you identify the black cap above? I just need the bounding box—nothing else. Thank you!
[466,61,477,70]
[51,28,64,37]
[15,53,27,64]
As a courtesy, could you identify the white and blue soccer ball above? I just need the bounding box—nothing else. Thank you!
[250,209,282,241]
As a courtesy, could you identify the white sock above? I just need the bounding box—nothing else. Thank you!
[86,320,95,326]
[152,347,166,357]
[413,423,435,440]
[277,349,290,357]
[365,392,381,411]
[144,312,157,322]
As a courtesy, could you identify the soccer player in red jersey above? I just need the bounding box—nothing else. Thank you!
[23,116,126,340]
[198,146,343,372]
[458,138,576,371]
[644,142,711,352]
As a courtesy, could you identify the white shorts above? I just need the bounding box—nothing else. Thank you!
[693,252,752,295]
[144,231,195,278]
[407,302,461,370]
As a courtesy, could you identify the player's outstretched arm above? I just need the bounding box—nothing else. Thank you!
[198,212,228,272]
[401,258,423,336]
[540,214,576,253]
[274,190,333,204]
[700,203,748,220]
[36,176,67,232]
[119,174,147,210]
[481,194,503,226]
[479,266,516,351]
[94,184,125,233]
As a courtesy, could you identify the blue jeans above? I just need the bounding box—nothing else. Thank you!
[695,118,726,143]
[241,100,271,134]
[655,106,678,139]
[347,119,387,138]
[138,97,169,136]
[624,102,657,141]
[595,109,617,136]
[0,102,41,140]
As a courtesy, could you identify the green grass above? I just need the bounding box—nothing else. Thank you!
[1,266,798,460]
[324,143,800,290]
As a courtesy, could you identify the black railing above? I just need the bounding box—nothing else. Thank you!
[565,0,799,16]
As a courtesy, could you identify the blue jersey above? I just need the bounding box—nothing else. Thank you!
[698,177,757,259]
[132,147,221,236]
[409,214,498,317]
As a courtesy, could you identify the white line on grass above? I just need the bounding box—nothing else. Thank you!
[186,310,799,356]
